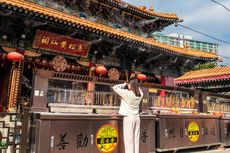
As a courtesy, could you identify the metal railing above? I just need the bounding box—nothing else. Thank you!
[51,72,124,86]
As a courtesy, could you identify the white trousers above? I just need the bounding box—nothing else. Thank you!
[123,116,140,153]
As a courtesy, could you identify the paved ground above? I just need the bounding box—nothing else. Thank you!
[158,147,230,153]
[177,148,230,153]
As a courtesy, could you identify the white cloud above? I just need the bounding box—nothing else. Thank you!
[183,1,230,31]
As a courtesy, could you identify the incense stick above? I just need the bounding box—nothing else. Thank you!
[125,70,128,82]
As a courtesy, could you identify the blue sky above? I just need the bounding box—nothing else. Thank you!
[124,0,230,65]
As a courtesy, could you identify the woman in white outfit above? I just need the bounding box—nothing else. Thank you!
[112,78,143,153]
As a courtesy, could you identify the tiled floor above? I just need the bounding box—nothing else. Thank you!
[178,148,230,153]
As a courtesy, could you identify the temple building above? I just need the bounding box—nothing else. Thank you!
[0,1,229,153]
[0,0,219,112]
[175,66,230,93]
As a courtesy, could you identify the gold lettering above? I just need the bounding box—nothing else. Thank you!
[69,44,76,50]
[77,44,83,52]
[41,36,49,45]
[60,41,67,49]
[51,39,58,45]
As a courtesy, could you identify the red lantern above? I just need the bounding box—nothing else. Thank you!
[137,74,147,81]
[96,66,107,75]
[7,52,23,62]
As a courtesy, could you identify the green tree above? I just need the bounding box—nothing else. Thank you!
[193,62,216,70]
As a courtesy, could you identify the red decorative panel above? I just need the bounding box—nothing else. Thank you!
[33,30,90,57]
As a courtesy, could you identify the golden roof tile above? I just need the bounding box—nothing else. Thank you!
[176,67,230,81]
[0,0,218,59]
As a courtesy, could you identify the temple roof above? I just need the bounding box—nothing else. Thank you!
[0,0,218,60]
[175,67,230,85]
[106,0,179,20]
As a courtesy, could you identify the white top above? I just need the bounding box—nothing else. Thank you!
[112,83,143,117]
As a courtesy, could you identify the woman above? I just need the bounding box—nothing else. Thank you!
[112,78,143,153]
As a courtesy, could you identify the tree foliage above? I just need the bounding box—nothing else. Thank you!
[193,62,216,70]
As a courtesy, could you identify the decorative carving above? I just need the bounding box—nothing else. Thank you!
[51,56,67,72]
[0,113,22,152]
[2,47,42,57]
[149,6,154,12]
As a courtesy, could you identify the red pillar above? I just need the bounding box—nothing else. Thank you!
[160,76,166,106]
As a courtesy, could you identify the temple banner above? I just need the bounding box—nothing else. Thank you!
[33,30,90,57]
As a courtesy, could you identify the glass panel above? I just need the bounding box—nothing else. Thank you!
[148,88,197,110]
[207,96,230,113]
[47,79,121,106]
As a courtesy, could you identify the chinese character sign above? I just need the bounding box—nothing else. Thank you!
[55,133,69,151]
[140,129,148,143]
[76,133,88,149]
[188,122,200,142]
[33,30,91,57]
[96,125,118,153]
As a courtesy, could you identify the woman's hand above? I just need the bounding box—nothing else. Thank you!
[122,82,128,89]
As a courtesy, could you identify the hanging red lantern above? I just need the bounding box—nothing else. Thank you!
[96,66,107,75]
[7,52,23,62]
[137,73,147,81]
